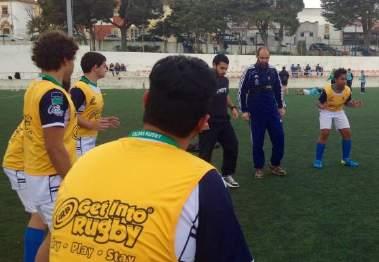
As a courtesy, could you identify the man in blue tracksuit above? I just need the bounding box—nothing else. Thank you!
[238,47,287,178]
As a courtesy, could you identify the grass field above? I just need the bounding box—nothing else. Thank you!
[1,89,379,262]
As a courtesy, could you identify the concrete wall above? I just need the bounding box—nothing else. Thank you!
[1,75,378,90]
[1,45,379,82]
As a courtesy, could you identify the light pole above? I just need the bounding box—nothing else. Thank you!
[66,0,73,37]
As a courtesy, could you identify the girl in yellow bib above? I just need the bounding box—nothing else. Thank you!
[70,52,120,156]
[313,68,362,169]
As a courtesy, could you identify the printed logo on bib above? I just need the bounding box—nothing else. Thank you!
[54,198,154,248]
[89,97,97,105]
[48,104,64,117]
[216,87,228,95]
[51,92,64,105]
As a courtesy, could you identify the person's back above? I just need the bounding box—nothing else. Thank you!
[279,68,289,83]
[51,56,253,262]
[52,136,214,261]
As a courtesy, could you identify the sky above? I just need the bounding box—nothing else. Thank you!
[304,0,321,8]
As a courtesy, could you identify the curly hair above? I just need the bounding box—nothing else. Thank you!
[32,31,79,71]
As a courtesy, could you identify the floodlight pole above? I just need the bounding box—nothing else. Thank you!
[66,0,73,37]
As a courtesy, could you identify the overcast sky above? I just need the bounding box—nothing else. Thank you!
[304,0,321,8]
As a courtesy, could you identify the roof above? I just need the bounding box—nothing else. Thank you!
[297,8,329,25]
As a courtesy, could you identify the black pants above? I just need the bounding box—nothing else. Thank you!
[199,121,238,176]
[347,80,353,89]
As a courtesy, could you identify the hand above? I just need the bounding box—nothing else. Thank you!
[104,116,120,128]
[200,122,210,132]
[278,108,286,118]
[318,103,327,110]
[242,112,250,121]
[350,100,363,108]
[91,118,111,131]
[231,108,239,119]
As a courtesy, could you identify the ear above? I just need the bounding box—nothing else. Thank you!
[197,114,210,133]
[143,91,150,109]
[62,58,69,67]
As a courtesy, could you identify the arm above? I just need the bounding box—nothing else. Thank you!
[39,89,72,177]
[195,171,253,262]
[227,96,239,119]
[238,68,251,121]
[238,68,251,113]
[273,69,284,109]
[43,127,71,177]
[345,95,362,108]
[70,87,117,131]
[318,90,328,109]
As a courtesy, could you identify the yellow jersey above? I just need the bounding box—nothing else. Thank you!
[72,76,104,138]
[2,121,24,170]
[50,130,214,262]
[323,84,351,112]
[23,74,78,176]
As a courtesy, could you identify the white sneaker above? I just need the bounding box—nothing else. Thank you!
[223,175,240,188]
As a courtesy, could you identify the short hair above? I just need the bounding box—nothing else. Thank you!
[282,66,286,70]
[257,47,270,56]
[213,54,229,65]
[334,68,347,79]
[32,31,78,71]
[144,56,217,138]
[81,52,107,73]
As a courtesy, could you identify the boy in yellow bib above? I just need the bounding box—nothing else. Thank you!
[70,52,120,156]
[313,68,362,169]
[2,121,47,262]
[23,31,79,262]
[50,56,253,262]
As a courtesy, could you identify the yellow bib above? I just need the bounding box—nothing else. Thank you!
[23,79,78,176]
[50,136,215,262]
[324,84,351,112]
[74,79,104,138]
[2,121,24,170]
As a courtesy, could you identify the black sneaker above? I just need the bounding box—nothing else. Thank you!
[223,175,240,188]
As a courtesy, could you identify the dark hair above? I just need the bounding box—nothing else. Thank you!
[257,47,270,56]
[334,68,347,79]
[81,52,106,73]
[213,54,229,65]
[282,66,286,70]
[32,31,78,71]
[144,56,217,138]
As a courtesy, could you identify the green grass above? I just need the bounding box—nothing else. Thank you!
[1,89,379,262]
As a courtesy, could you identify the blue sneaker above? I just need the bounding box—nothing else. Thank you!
[341,159,359,168]
[313,160,323,169]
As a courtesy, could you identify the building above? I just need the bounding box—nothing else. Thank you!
[343,21,379,47]
[0,0,39,38]
[296,8,343,48]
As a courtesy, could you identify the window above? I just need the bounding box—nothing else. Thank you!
[3,28,10,35]
[309,32,314,37]
[1,6,8,16]
[300,32,305,37]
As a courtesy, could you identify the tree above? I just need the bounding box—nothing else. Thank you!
[153,0,229,53]
[321,0,379,48]
[26,10,58,36]
[72,0,114,50]
[273,0,304,52]
[109,0,163,51]
[230,0,303,48]
[38,0,114,49]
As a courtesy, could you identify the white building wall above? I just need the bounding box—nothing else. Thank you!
[297,8,343,46]
[0,1,36,38]
[10,1,35,38]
